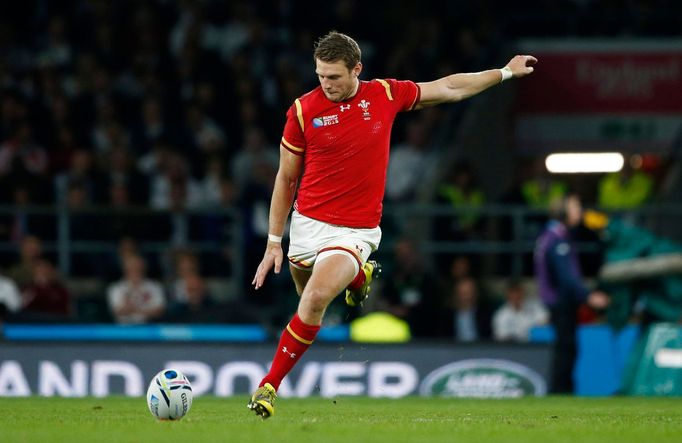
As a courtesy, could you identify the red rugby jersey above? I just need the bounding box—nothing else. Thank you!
[280,79,420,228]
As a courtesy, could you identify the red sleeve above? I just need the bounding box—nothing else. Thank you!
[382,79,421,112]
[281,101,306,156]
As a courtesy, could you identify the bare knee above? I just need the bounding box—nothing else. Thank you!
[303,287,329,312]
[299,287,332,320]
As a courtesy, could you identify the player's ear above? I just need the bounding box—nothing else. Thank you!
[353,62,362,77]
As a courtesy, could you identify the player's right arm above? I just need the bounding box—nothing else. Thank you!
[415,55,537,109]
[252,146,303,289]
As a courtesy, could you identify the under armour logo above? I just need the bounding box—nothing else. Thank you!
[282,346,297,359]
[340,104,351,112]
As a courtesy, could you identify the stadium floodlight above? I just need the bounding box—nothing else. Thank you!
[545,152,625,173]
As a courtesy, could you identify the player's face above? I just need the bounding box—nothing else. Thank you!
[315,59,362,102]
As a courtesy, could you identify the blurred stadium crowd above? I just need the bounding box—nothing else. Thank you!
[0,1,680,337]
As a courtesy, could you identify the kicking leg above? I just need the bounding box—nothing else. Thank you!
[296,253,356,324]
[345,260,382,307]
[248,253,356,419]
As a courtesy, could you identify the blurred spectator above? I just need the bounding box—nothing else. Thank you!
[107,254,166,324]
[450,255,473,280]
[520,158,568,210]
[492,279,549,342]
[54,149,100,204]
[168,183,195,248]
[434,160,486,242]
[597,157,654,211]
[137,140,173,178]
[0,272,21,315]
[103,183,143,242]
[100,237,160,282]
[231,126,278,190]
[150,152,203,210]
[0,122,50,200]
[48,125,80,174]
[116,237,141,269]
[0,122,49,177]
[66,181,101,276]
[436,254,477,304]
[169,249,200,302]
[194,176,237,277]
[21,259,72,319]
[97,146,149,205]
[0,93,28,142]
[1,184,55,243]
[164,273,219,323]
[131,96,171,154]
[439,276,495,341]
[534,194,610,393]
[499,159,570,275]
[182,103,226,168]
[36,16,73,69]
[91,102,129,156]
[382,238,439,337]
[443,254,474,286]
[200,155,229,207]
[6,235,44,288]
[386,120,431,202]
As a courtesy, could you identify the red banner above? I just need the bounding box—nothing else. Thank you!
[517,52,682,114]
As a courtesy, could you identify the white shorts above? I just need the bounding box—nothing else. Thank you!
[288,210,382,274]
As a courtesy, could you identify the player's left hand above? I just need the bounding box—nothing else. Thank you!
[505,55,538,78]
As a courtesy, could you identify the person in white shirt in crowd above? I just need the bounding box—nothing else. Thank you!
[0,273,22,315]
[149,152,203,210]
[107,254,166,324]
[493,279,549,342]
[385,119,431,202]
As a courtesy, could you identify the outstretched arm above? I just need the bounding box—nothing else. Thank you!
[252,146,303,289]
[415,55,537,109]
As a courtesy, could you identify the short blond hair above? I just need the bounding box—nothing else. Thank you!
[313,31,361,70]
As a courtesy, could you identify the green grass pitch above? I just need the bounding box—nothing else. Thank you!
[1,396,681,443]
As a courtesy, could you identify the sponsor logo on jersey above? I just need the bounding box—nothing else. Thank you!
[313,114,340,127]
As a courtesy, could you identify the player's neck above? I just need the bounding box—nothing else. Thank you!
[341,78,360,101]
[350,78,360,98]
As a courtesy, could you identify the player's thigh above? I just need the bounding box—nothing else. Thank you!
[289,264,312,296]
[322,228,382,267]
[301,253,357,307]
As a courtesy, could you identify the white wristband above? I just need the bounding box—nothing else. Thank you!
[500,66,513,82]
[268,234,282,243]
